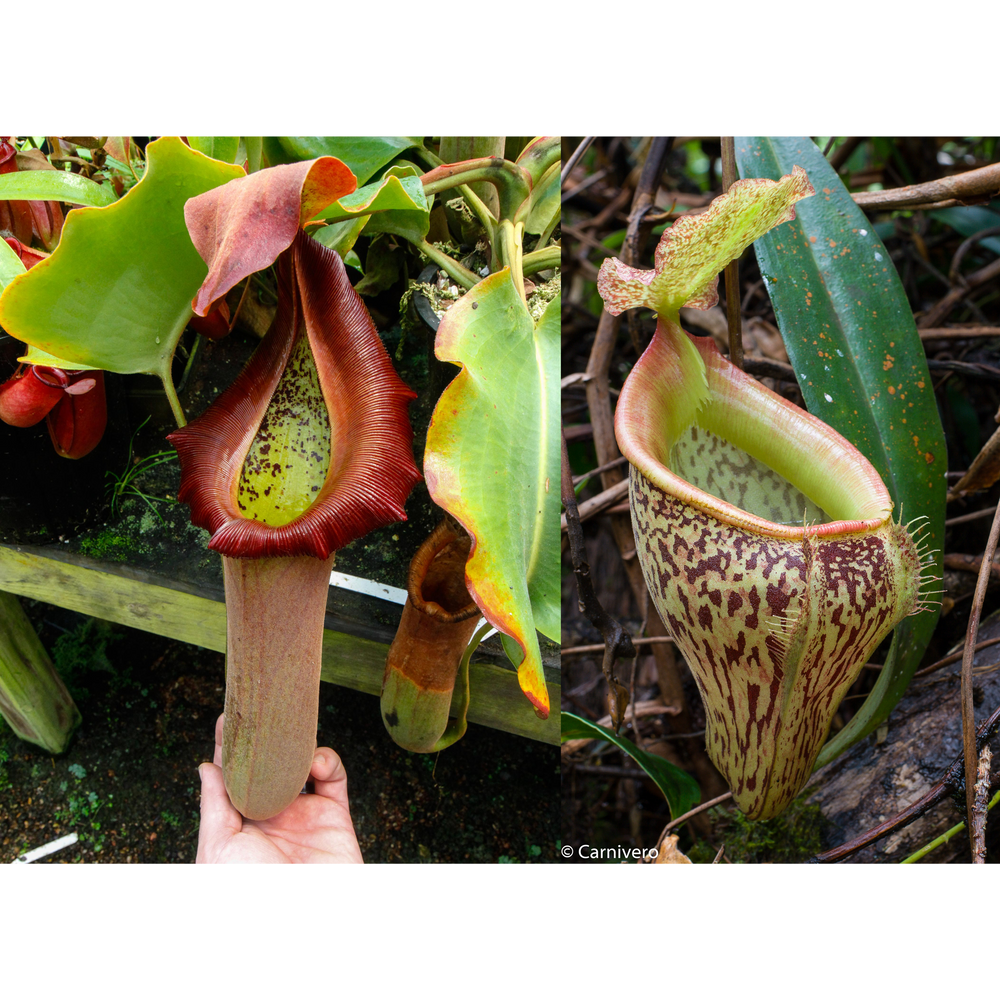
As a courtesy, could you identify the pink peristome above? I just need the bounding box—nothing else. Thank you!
[184,157,357,316]
[169,231,420,560]
[597,166,815,318]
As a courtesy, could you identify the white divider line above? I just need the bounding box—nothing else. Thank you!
[11,831,78,864]
[328,571,497,642]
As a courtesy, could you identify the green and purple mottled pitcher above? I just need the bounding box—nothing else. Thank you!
[597,168,932,819]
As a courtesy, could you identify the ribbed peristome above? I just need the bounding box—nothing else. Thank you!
[168,230,420,559]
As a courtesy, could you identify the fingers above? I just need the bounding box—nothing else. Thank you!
[309,747,350,805]
[195,761,242,863]
[213,713,224,768]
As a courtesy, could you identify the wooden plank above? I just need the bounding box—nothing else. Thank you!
[0,544,559,744]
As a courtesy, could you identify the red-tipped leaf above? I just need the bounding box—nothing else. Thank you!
[184,158,358,316]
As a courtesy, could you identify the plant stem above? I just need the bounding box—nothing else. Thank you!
[496,219,525,302]
[416,240,478,290]
[900,788,1000,863]
[159,369,187,428]
[522,244,560,277]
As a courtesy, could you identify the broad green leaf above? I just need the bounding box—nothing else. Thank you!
[929,206,1000,257]
[0,138,244,393]
[19,346,96,371]
[362,165,431,244]
[312,217,369,259]
[267,137,423,184]
[525,160,559,236]
[424,270,559,718]
[561,712,701,820]
[311,171,428,223]
[0,169,116,207]
[188,136,240,163]
[0,239,24,289]
[735,137,946,765]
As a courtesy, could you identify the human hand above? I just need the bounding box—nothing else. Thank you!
[196,714,363,864]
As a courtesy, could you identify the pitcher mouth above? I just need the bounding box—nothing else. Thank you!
[616,324,894,541]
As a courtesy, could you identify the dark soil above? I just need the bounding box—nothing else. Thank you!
[0,601,559,864]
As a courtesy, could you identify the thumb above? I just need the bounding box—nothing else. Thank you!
[196,762,243,863]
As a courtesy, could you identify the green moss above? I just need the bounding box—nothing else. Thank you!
[688,797,831,864]
[79,530,137,562]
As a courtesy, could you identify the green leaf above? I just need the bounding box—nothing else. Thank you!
[561,712,701,820]
[242,137,263,174]
[929,205,1000,257]
[311,171,429,223]
[187,136,240,163]
[362,166,431,244]
[268,137,423,185]
[311,217,369,260]
[0,169,116,207]
[424,270,559,719]
[735,137,946,765]
[0,238,25,289]
[0,138,244,393]
[525,161,559,236]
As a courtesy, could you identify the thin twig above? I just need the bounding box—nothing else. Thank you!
[560,479,628,531]
[571,454,629,486]
[919,326,1000,340]
[813,695,1000,863]
[946,505,998,527]
[562,636,673,656]
[560,137,596,188]
[961,502,1000,847]
[657,792,734,845]
[972,745,992,863]
[853,162,1000,210]
[913,635,1000,679]
[561,430,635,732]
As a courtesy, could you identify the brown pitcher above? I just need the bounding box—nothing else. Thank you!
[381,516,482,752]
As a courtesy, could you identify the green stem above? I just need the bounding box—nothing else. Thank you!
[413,146,442,170]
[417,240,479,290]
[496,219,525,302]
[159,368,187,428]
[522,244,560,277]
[900,788,1000,863]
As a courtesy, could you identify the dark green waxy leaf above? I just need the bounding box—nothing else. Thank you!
[929,206,1000,257]
[266,137,423,184]
[187,136,240,163]
[561,712,701,820]
[0,138,244,392]
[735,137,946,765]
[0,169,116,207]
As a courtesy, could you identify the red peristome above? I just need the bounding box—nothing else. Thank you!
[46,370,106,459]
[0,366,68,427]
[169,230,421,560]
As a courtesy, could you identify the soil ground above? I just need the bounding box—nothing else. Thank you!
[0,601,559,864]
